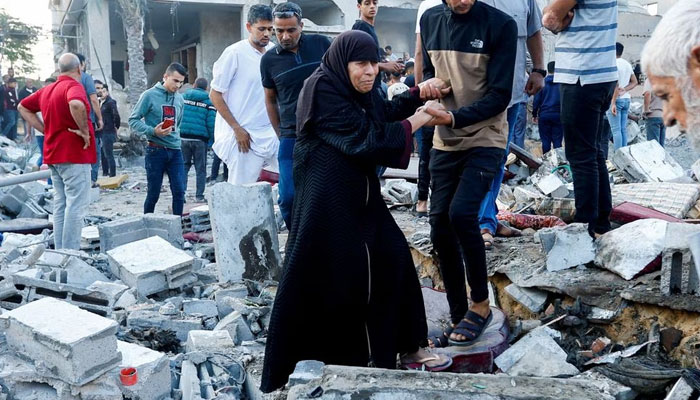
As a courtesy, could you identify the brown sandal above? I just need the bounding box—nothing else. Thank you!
[481,229,494,251]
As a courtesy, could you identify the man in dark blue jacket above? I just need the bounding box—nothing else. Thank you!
[532,61,563,153]
[95,80,121,177]
[181,77,216,202]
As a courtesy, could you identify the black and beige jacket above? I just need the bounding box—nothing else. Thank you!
[421,1,517,151]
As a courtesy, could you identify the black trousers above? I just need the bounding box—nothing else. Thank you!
[429,147,502,324]
[101,132,116,177]
[418,126,435,201]
[560,81,616,236]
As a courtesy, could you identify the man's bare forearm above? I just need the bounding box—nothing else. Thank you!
[17,105,45,133]
[415,34,424,84]
[264,90,281,137]
[210,89,242,130]
[543,0,577,32]
[69,100,91,135]
[527,31,545,69]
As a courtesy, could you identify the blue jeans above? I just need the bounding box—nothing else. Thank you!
[512,101,528,148]
[91,135,102,182]
[646,117,666,147]
[2,110,18,141]
[144,146,186,215]
[539,115,564,153]
[278,137,296,230]
[477,102,523,234]
[36,135,44,166]
[607,98,630,151]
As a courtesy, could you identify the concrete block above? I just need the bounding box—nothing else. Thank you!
[288,360,324,387]
[17,198,48,219]
[0,193,24,216]
[183,299,218,318]
[215,310,254,345]
[661,223,700,295]
[127,308,202,342]
[0,298,121,385]
[144,213,184,249]
[535,174,566,196]
[185,330,235,353]
[504,284,548,313]
[115,341,170,400]
[540,223,596,272]
[595,218,668,280]
[495,327,579,377]
[612,140,684,183]
[106,236,195,297]
[208,182,281,283]
[180,360,203,400]
[98,216,147,252]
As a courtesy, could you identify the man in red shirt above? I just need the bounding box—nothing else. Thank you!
[18,53,95,250]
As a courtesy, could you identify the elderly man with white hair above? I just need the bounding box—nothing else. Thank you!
[641,0,700,147]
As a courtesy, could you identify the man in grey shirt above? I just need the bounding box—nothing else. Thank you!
[478,0,545,248]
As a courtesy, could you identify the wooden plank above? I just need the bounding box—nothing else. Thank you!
[96,174,129,189]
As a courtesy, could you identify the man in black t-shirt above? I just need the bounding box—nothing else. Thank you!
[260,2,331,231]
[352,0,403,79]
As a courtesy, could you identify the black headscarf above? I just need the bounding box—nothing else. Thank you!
[296,30,380,134]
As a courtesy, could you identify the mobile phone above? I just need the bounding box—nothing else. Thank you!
[162,119,174,129]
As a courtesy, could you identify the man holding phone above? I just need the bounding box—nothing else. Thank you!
[129,63,187,215]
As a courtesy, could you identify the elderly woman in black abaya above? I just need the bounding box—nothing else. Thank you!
[261,30,451,393]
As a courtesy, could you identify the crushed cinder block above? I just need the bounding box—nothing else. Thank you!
[504,284,548,313]
[114,340,170,400]
[183,299,218,318]
[288,360,325,387]
[81,225,101,252]
[661,223,700,296]
[188,204,211,233]
[539,223,596,272]
[215,310,254,345]
[208,182,281,283]
[185,330,235,353]
[0,298,121,385]
[107,236,196,297]
[99,214,184,252]
[534,173,567,196]
[381,179,418,205]
[180,360,202,400]
[595,219,668,280]
[612,140,684,183]
[495,326,579,377]
[127,308,203,342]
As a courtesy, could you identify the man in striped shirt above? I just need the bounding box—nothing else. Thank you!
[543,0,617,238]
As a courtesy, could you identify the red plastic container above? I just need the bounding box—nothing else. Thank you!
[120,368,138,386]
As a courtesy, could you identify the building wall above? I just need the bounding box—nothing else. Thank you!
[199,10,242,83]
[86,0,112,82]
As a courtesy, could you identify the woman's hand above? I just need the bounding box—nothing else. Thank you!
[418,78,452,100]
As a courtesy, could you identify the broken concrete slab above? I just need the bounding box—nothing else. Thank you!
[126,308,203,342]
[495,327,579,377]
[534,173,567,196]
[106,236,195,297]
[665,377,695,400]
[612,183,700,219]
[0,298,121,386]
[180,360,203,400]
[114,340,170,400]
[208,182,281,283]
[595,218,668,280]
[289,360,325,387]
[612,140,685,183]
[504,283,548,313]
[661,223,700,296]
[183,299,218,318]
[287,364,618,400]
[215,310,254,345]
[539,223,596,272]
[574,371,637,400]
[381,179,418,205]
[185,330,235,353]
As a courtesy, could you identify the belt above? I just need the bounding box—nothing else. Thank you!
[148,141,166,148]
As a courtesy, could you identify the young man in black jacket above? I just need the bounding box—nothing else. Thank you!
[420,0,517,347]
[95,80,120,177]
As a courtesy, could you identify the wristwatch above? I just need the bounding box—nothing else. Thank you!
[532,68,547,78]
